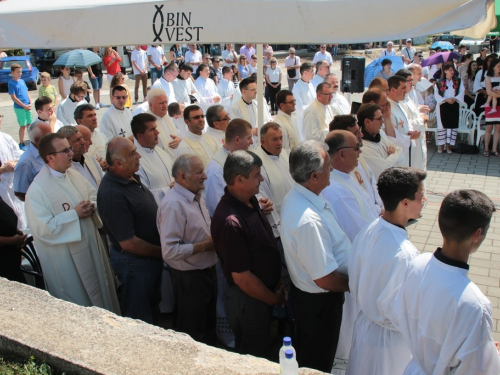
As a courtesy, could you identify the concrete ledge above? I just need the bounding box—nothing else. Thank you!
[0,278,324,374]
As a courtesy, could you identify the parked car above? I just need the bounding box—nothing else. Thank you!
[36,49,71,77]
[459,37,487,49]
[432,34,462,46]
[0,56,40,91]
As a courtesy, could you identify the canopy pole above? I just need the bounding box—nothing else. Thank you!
[257,43,264,144]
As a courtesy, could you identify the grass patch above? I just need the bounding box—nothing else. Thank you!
[0,355,64,375]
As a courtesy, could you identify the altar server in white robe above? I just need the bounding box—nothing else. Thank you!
[346,167,426,375]
[194,64,222,114]
[329,115,383,214]
[217,66,236,112]
[171,63,201,107]
[145,88,182,159]
[321,130,380,371]
[100,86,133,139]
[131,113,173,205]
[176,105,220,168]
[274,90,301,152]
[310,60,330,90]
[151,62,179,105]
[291,63,316,136]
[357,103,406,180]
[25,133,120,313]
[325,73,351,116]
[394,189,500,375]
[35,96,64,132]
[205,105,229,145]
[74,104,108,161]
[56,82,87,125]
[302,82,335,142]
[0,110,25,228]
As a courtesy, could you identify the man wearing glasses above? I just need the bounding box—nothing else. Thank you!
[302,83,335,142]
[275,90,301,152]
[312,44,333,66]
[56,82,87,125]
[100,86,133,139]
[205,105,230,144]
[25,133,120,314]
[285,48,301,91]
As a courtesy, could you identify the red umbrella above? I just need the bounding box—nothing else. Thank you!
[421,51,462,67]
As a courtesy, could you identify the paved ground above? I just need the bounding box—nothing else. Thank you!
[1,51,500,342]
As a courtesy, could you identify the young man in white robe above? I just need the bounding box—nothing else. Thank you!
[274,90,301,152]
[35,96,63,132]
[100,86,133,139]
[74,104,108,161]
[145,88,182,159]
[291,63,316,136]
[176,105,220,168]
[217,66,236,112]
[393,189,500,375]
[302,82,335,142]
[311,60,330,90]
[357,103,406,180]
[346,167,426,375]
[151,62,179,105]
[194,64,222,114]
[25,133,120,314]
[56,82,86,126]
[205,105,229,145]
[171,63,200,108]
[325,73,351,116]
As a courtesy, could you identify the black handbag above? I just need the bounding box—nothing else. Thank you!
[288,57,297,78]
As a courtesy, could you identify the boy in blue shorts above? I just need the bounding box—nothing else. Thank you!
[8,63,33,150]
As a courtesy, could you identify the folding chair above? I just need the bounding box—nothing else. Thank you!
[20,236,45,289]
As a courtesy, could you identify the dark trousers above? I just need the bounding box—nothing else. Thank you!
[110,247,163,325]
[225,284,273,358]
[268,83,281,113]
[291,283,344,373]
[170,266,217,345]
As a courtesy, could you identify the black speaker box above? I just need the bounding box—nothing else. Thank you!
[341,56,365,93]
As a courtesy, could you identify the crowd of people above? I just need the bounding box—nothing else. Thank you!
[0,41,499,374]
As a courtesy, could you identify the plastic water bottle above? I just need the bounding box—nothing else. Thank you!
[281,349,299,375]
[279,337,296,374]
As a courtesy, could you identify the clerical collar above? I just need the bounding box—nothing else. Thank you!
[300,79,309,83]
[38,117,48,123]
[362,131,381,143]
[242,98,252,106]
[434,247,469,270]
[261,145,274,156]
[68,95,78,103]
[74,155,85,166]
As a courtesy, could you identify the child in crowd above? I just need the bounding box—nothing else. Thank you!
[38,72,58,108]
[110,72,132,109]
[58,66,75,100]
[74,69,92,103]
[8,63,32,150]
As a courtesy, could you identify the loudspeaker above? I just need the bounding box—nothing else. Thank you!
[341,56,365,93]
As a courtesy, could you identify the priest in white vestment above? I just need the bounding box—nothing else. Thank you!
[357,104,406,180]
[74,104,108,160]
[346,167,426,375]
[302,83,335,142]
[325,74,351,116]
[291,64,316,136]
[393,190,500,375]
[311,61,330,90]
[171,64,201,107]
[205,105,229,145]
[151,63,179,105]
[145,88,182,159]
[56,83,86,125]
[217,66,236,112]
[274,90,301,152]
[176,105,220,167]
[25,133,120,314]
[100,86,133,139]
[194,64,222,113]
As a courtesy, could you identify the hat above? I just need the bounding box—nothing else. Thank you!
[406,38,412,42]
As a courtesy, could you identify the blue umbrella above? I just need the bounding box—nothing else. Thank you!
[53,49,102,68]
[430,41,454,50]
[364,55,405,87]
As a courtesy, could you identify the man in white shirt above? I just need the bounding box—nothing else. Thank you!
[217,66,235,112]
[380,41,397,58]
[312,44,333,65]
[285,48,301,91]
[281,140,350,373]
[176,105,220,167]
[35,96,63,132]
[324,73,351,116]
[401,38,416,64]
[145,88,182,159]
[56,82,86,125]
[347,167,426,375]
[221,44,238,67]
[205,105,229,145]
[302,83,335,142]
[151,62,179,105]
[100,86,133,139]
[131,45,148,103]
[194,64,222,113]
[292,62,316,136]
[311,60,330,90]
[74,104,108,161]
[171,63,200,107]
[393,189,500,375]
[184,44,202,67]
[357,103,406,179]
[274,90,301,151]
[147,44,166,84]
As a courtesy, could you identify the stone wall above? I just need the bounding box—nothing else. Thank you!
[0,278,325,374]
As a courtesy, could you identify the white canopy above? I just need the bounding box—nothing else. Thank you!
[0,0,492,48]
[452,0,496,38]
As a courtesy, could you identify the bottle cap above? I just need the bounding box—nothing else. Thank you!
[283,336,291,346]
[285,349,294,359]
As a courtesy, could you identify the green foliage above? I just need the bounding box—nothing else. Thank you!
[0,355,65,375]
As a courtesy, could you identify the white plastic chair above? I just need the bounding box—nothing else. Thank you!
[457,107,476,145]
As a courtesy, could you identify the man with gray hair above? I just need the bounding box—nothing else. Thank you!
[302,82,335,141]
[284,47,301,91]
[280,140,351,372]
[311,60,330,90]
[157,154,217,344]
[211,150,285,357]
[14,120,52,202]
[205,104,230,144]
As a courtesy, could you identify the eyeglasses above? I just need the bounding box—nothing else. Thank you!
[217,116,231,122]
[416,55,423,58]
[190,114,205,120]
[114,96,127,100]
[320,46,326,49]
[244,88,257,92]
[371,116,384,122]
[283,100,296,104]
[240,57,246,60]
[338,144,361,152]
[319,92,334,97]
[290,53,295,55]
[48,147,73,155]
[252,57,257,60]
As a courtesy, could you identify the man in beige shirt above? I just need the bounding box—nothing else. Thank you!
[156,154,217,344]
